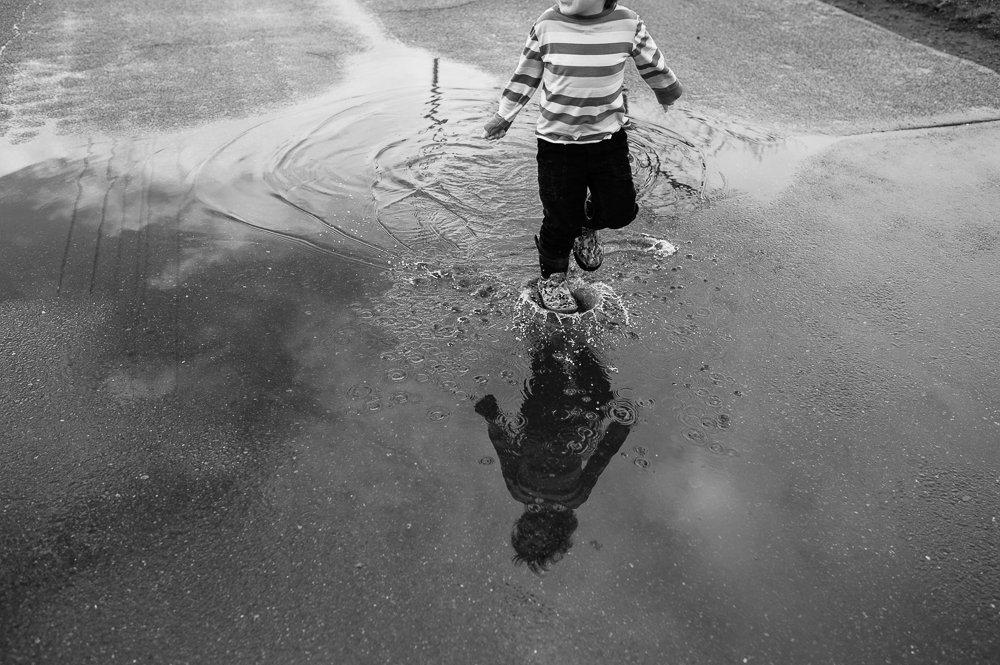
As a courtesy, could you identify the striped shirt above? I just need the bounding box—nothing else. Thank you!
[496,4,681,144]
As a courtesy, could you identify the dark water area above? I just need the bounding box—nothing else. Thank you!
[2,46,998,664]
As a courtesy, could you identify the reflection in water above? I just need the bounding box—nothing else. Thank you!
[475,332,634,574]
[0,32,849,662]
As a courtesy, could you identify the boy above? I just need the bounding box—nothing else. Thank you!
[483,0,682,313]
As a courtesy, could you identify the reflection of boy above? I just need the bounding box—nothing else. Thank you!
[483,0,682,312]
[474,343,631,574]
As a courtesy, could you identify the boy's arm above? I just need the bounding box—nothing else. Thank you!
[474,395,521,489]
[631,17,683,111]
[483,26,544,139]
[575,422,631,505]
[475,395,516,452]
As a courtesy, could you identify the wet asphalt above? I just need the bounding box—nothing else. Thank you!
[2,0,1000,663]
[0,0,366,138]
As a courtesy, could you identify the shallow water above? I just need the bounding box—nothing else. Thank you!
[2,34,998,665]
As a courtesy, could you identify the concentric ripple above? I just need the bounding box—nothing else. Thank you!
[190,51,728,271]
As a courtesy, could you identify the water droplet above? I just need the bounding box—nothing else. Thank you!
[426,407,451,422]
[347,383,376,400]
[634,458,650,468]
[672,389,694,404]
[683,428,706,445]
[332,327,359,344]
[389,391,410,404]
[633,445,648,456]
[386,369,408,382]
[506,412,527,429]
[479,456,494,466]
[607,399,638,425]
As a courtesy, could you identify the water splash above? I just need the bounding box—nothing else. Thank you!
[515,277,630,328]
[640,234,678,258]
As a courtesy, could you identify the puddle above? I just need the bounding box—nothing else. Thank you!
[0,40,831,433]
[3,10,929,663]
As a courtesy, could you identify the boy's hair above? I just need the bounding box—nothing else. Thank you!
[510,508,579,575]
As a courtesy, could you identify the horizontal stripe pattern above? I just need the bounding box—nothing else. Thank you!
[496,5,679,143]
[539,41,632,56]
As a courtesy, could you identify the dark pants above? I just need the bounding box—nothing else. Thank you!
[535,129,638,277]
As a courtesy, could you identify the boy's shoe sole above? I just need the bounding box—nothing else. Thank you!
[573,227,603,272]
[537,273,578,313]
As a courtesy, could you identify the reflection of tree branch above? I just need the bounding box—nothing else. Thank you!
[92,141,120,294]
[112,141,134,290]
[58,139,93,295]
[424,58,446,130]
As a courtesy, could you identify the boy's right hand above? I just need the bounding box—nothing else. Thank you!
[474,394,501,420]
[482,113,509,140]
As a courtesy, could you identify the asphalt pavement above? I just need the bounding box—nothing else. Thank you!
[2,1,999,663]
